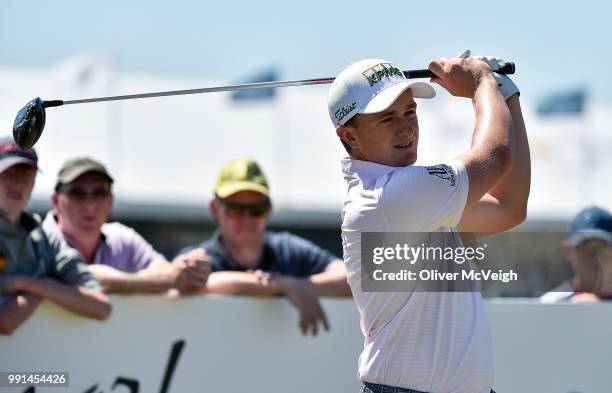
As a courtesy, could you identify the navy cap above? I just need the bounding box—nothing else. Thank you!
[567,206,612,246]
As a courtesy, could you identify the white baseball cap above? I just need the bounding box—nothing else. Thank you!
[327,59,436,128]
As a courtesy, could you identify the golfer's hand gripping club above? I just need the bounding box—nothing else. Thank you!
[455,50,519,100]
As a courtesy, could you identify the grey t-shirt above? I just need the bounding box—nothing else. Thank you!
[0,212,101,303]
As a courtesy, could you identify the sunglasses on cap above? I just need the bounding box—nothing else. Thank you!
[219,199,270,218]
[58,185,112,201]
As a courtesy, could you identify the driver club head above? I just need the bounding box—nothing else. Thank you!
[13,97,46,150]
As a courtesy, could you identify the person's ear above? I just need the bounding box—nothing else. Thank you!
[51,192,59,213]
[562,239,578,268]
[336,125,359,150]
[210,199,220,221]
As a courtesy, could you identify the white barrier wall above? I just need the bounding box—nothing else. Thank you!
[1,297,611,393]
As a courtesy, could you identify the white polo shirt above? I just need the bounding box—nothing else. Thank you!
[341,158,493,393]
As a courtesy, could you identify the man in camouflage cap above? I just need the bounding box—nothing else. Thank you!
[0,139,111,335]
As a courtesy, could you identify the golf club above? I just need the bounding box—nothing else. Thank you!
[12,62,515,150]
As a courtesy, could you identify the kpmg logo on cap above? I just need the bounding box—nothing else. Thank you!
[335,102,357,123]
[362,63,404,87]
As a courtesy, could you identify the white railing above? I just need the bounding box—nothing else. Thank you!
[1,296,610,393]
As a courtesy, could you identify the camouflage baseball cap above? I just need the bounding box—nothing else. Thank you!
[0,136,38,174]
[214,158,269,198]
[56,157,114,187]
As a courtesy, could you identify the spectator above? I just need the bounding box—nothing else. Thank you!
[43,157,210,294]
[540,206,612,303]
[0,138,111,335]
[177,157,351,335]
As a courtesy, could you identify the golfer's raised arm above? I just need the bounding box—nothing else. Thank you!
[429,57,513,212]
[458,94,530,234]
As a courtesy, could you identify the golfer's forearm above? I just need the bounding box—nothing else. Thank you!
[471,79,514,168]
[487,95,530,213]
[89,264,172,294]
[0,294,41,335]
[203,271,285,296]
[457,79,514,210]
[21,278,111,320]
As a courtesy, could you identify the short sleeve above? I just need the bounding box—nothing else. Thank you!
[379,160,469,231]
[121,226,165,270]
[280,233,339,276]
[44,232,102,291]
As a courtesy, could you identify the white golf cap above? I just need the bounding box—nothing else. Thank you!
[327,59,435,127]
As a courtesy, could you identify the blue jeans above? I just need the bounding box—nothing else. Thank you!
[361,382,496,393]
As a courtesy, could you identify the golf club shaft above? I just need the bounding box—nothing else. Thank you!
[44,62,515,107]
[61,77,335,105]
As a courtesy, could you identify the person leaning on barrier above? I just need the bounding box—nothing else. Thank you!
[540,206,612,303]
[176,158,351,336]
[42,157,211,294]
[0,138,111,335]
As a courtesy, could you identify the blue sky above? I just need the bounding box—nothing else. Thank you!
[1,0,611,103]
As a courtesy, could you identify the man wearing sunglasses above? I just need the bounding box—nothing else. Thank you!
[42,157,210,294]
[177,158,350,336]
[0,138,111,335]
[540,206,612,303]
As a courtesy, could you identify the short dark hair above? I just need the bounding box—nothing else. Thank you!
[339,115,359,154]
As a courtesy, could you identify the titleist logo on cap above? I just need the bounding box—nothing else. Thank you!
[335,102,357,122]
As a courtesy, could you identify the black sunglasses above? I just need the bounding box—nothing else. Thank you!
[220,200,270,217]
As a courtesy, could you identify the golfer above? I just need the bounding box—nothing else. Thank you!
[328,53,529,393]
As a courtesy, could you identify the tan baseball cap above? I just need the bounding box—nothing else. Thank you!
[214,158,269,198]
[56,157,114,187]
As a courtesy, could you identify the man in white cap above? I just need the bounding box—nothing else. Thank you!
[328,53,529,393]
[0,138,111,335]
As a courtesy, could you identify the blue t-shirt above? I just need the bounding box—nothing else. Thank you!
[179,231,337,276]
